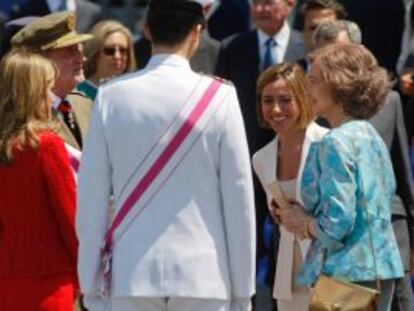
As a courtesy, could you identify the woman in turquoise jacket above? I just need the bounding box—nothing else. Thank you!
[275,43,404,311]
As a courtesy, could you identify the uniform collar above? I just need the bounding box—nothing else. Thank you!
[52,94,61,110]
[146,53,192,71]
[52,93,72,110]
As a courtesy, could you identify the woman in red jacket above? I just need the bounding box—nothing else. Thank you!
[0,50,78,310]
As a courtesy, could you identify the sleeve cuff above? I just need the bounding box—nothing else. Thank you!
[314,221,345,252]
[83,295,111,311]
[231,298,252,311]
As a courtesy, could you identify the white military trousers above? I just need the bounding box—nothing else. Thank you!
[87,297,230,311]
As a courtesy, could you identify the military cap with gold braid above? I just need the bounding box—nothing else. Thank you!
[11,11,93,51]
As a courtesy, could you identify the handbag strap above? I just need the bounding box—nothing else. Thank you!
[354,134,381,291]
[321,134,381,291]
[360,190,381,291]
[103,78,222,251]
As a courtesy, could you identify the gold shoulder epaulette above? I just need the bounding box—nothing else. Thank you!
[212,75,233,85]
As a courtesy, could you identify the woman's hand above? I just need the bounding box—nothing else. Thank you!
[274,199,314,238]
[269,199,281,224]
[400,69,414,96]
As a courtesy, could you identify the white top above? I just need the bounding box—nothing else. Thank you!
[46,0,76,12]
[274,178,305,300]
[279,178,296,200]
[257,22,291,69]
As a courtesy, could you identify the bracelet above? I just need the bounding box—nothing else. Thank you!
[302,219,310,239]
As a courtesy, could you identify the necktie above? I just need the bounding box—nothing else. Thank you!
[58,100,82,148]
[262,37,277,71]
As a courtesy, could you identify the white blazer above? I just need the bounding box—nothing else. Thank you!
[252,122,327,300]
[76,54,256,302]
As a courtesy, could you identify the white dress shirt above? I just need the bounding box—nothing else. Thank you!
[257,22,291,69]
[46,0,76,12]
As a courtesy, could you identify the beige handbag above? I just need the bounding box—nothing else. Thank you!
[309,194,381,310]
[309,274,379,310]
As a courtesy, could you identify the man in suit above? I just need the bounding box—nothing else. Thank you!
[313,20,414,311]
[207,0,251,40]
[338,0,405,76]
[11,11,94,150]
[0,16,39,58]
[77,0,256,310]
[216,1,304,309]
[10,0,102,32]
[294,0,346,71]
[134,0,220,74]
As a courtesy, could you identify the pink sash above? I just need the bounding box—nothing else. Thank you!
[100,79,222,296]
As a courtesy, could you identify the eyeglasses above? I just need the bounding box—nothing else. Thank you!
[102,46,128,56]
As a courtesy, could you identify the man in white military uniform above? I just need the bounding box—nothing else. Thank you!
[76,0,256,310]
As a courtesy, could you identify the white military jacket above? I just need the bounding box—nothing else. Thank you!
[76,54,256,302]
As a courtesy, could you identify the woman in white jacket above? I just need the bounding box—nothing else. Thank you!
[252,62,327,311]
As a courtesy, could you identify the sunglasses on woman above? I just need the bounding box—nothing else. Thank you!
[103,46,128,56]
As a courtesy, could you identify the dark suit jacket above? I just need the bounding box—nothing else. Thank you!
[10,0,102,32]
[207,0,250,41]
[338,0,405,75]
[134,31,220,75]
[370,91,414,271]
[216,28,305,287]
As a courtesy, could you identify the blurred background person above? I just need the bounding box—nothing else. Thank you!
[78,19,136,100]
[208,0,250,40]
[253,63,327,311]
[294,0,405,77]
[9,0,102,32]
[294,0,346,71]
[0,16,38,59]
[0,49,77,311]
[276,43,404,311]
[396,0,414,75]
[313,20,414,310]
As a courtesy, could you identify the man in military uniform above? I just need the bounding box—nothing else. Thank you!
[76,0,256,310]
[12,11,93,150]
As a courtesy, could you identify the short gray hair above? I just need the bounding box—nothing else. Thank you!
[312,20,362,48]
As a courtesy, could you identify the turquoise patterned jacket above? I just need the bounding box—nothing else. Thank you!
[297,120,404,286]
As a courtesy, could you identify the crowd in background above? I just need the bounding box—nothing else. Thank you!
[1,0,414,311]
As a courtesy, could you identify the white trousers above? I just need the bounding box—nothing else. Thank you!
[87,297,230,311]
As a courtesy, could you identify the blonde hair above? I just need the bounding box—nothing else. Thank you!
[256,62,313,130]
[83,20,136,77]
[0,49,56,164]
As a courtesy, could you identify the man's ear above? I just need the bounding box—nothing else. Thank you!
[143,21,152,41]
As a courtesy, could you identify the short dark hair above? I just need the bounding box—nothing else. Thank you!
[146,0,205,46]
[296,0,347,30]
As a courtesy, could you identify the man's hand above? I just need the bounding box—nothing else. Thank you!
[400,68,414,96]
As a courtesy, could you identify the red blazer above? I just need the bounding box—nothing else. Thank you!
[0,132,77,279]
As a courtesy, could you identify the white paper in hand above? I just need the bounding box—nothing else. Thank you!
[265,181,290,209]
